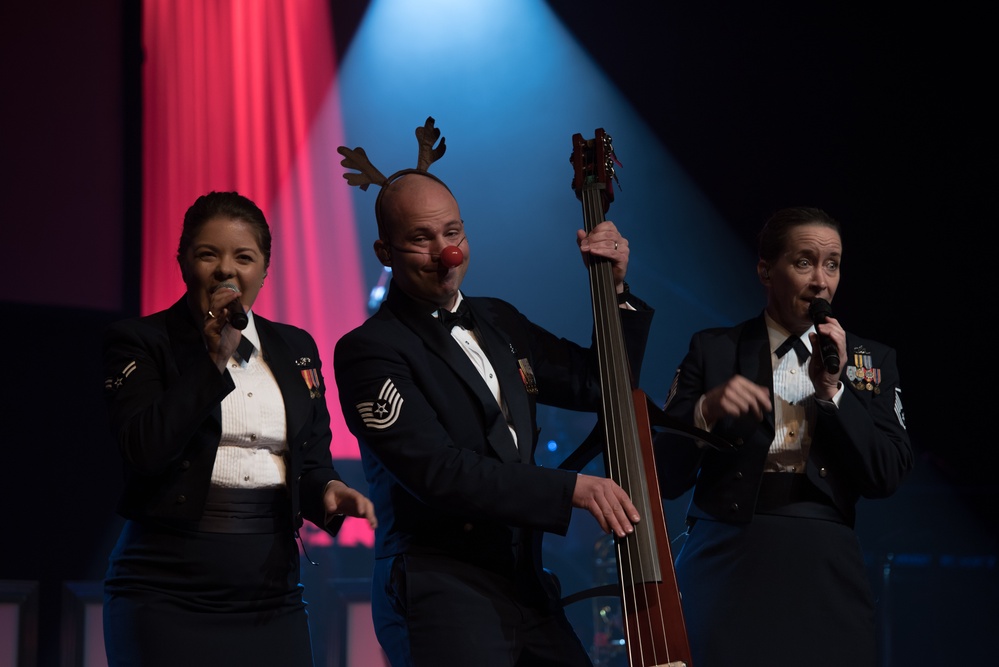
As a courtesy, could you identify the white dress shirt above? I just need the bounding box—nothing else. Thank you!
[210,311,290,488]
[437,293,518,449]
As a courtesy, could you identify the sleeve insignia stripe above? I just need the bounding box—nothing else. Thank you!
[663,368,680,409]
[894,387,906,430]
[356,378,404,430]
[104,360,137,392]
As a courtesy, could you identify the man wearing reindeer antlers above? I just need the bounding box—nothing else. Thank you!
[333,118,654,666]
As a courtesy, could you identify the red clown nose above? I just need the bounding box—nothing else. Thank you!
[440,246,464,268]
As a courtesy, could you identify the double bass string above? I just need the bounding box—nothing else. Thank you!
[572,129,691,666]
[581,184,673,665]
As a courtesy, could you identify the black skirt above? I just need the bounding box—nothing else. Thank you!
[675,513,876,667]
[103,488,316,667]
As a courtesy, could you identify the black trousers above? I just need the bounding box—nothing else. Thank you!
[371,552,593,667]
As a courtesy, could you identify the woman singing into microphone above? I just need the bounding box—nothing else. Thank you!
[101,191,377,666]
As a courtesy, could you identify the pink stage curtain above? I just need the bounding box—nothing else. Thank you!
[142,0,370,545]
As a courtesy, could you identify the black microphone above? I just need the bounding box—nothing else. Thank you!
[808,298,839,374]
[216,282,249,330]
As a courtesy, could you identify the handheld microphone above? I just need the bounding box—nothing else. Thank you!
[808,298,839,374]
[215,282,249,330]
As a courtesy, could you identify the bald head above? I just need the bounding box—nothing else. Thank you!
[377,172,458,242]
[371,172,468,308]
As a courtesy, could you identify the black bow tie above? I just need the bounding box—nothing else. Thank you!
[775,334,809,364]
[236,336,255,362]
[437,302,475,330]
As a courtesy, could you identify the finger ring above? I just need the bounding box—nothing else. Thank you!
[207,310,216,319]
[614,241,619,250]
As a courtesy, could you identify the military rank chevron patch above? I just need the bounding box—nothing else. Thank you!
[356,378,404,430]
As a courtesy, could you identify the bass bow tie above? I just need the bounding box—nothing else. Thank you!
[437,302,475,330]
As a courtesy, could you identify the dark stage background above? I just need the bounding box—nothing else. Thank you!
[1,2,994,665]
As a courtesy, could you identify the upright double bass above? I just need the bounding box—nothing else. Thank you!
[567,129,695,667]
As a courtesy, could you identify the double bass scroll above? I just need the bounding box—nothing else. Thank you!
[569,129,692,667]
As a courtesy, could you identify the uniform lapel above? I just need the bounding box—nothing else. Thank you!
[166,297,223,429]
[738,313,776,442]
[468,300,534,464]
[255,316,310,444]
[386,285,522,464]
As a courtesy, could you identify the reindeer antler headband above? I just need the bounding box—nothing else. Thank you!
[337,116,449,237]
